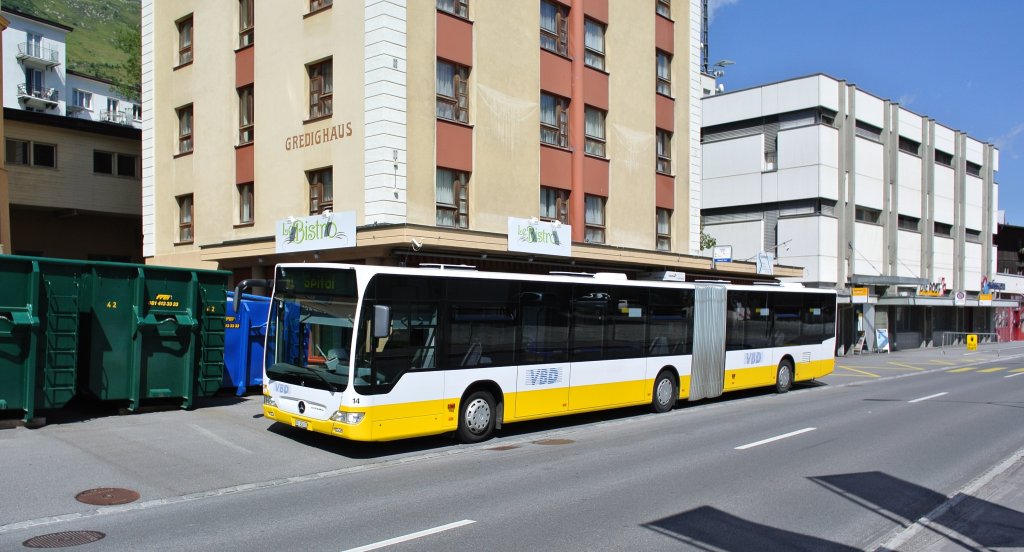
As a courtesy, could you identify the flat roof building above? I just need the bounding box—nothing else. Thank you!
[701,74,1010,352]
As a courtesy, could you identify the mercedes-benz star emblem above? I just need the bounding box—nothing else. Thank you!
[298,401,306,414]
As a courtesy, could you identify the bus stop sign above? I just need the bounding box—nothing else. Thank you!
[966,334,977,351]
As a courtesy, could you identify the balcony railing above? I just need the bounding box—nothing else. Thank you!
[16,83,59,108]
[101,110,133,126]
[17,42,61,67]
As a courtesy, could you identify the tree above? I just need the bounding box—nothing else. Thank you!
[699,227,717,251]
[111,25,141,102]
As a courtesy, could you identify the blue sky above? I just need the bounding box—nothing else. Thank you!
[708,0,1024,224]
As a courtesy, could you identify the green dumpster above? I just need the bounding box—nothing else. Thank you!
[0,257,41,421]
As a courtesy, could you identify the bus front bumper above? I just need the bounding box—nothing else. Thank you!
[263,404,374,441]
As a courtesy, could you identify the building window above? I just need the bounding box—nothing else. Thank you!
[238,86,254,144]
[177,15,193,66]
[178,194,194,243]
[966,161,982,177]
[934,150,953,167]
[540,186,569,224]
[934,222,952,237]
[656,208,671,251]
[96,151,139,178]
[855,207,881,224]
[965,229,981,243]
[133,104,142,121]
[656,0,670,18]
[540,93,569,147]
[584,106,606,157]
[656,50,671,96]
[657,129,672,174]
[584,195,605,243]
[854,121,882,142]
[898,136,920,156]
[584,18,605,70]
[177,105,193,154]
[238,182,254,224]
[239,0,254,47]
[898,215,920,232]
[25,67,44,96]
[437,168,469,229]
[5,139,29,165]
[540,0,568,56]
[308,168,333,214]
[71,89,92,110]
[308,59,333,119]
[436,59,469,123]
[437,0,468,18]
[309,0,333,13]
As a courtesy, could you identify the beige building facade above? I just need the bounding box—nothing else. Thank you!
[143,0,797,282]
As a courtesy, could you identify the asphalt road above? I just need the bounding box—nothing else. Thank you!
[2,345,1023,551]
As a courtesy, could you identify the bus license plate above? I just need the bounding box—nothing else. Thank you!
[294,419,308,429]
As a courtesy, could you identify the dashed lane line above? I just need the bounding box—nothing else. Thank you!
[833,366,882,378]
[735,428,817,450]
[978,367,1008,373]
[947,367,975,373]
[908,392,948,403]
[1006,372,1024,379]
[1011,368,1024,373]
[342,520,476,552]
[887,362,926,371]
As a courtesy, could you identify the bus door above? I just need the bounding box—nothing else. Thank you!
[516,284,570,418]
[691,285,726,401]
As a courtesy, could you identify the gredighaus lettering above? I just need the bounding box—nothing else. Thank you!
[285,122,354,151]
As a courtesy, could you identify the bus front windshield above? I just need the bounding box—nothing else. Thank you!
[265,268,358,393]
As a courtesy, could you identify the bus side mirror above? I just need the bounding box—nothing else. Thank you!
[373,305,391,338]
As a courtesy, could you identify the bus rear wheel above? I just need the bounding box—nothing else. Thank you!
[651,371,677,413]
[457,390,496,443]
[775,360,794,394]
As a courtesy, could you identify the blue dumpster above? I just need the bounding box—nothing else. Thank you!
[223,292,270,395]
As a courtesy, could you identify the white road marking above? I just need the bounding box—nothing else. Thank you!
[908,392,948,403]
[342,520,476,552]
[734,428,816,450]
[1005,372,1024,379]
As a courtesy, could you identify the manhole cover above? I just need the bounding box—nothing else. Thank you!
[533,438,575,445]
[487,445,521,451]
[23,531,105,548]
[75,488,140,506]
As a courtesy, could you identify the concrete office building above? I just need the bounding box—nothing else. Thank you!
[141,0,802,284]
[1,7,143,260]
[701,74,1011,353]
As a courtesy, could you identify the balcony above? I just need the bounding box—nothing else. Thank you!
[101,110,134,126]
[16,83,59,109]
[17,42,61,69]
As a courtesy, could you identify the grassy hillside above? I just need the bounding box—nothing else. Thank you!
[4,0,140,83]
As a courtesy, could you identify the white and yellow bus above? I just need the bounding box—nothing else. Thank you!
[258,263,836,443]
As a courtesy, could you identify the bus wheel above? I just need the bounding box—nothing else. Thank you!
[457,390,496,443]
[652,371,677,413]
[775,360,794,394]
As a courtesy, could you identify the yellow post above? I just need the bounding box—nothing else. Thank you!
[966,334,978,351]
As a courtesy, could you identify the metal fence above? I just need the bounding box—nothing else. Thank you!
[939,331,999,351]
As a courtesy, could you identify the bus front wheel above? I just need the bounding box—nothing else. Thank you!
[652,371,677,413]
[457,390,496,443]
[775,360,794,394]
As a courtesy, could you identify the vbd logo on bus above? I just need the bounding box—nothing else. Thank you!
[525,367,563,386]
[272,382,290,394]
[744,352,764,365]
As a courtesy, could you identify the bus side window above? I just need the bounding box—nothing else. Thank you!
[519,283,569,365]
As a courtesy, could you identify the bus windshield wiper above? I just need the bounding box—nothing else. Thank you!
[294,363,337,394]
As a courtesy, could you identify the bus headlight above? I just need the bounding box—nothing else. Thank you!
[263,395,277,407]
[331,411,364,424]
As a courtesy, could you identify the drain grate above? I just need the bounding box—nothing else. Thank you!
[533,438,575,445]
[487,445,521,451]
[23,531,105,548]
[75,488,140,506]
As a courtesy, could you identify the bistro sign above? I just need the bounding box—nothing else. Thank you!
[507,217,571,257]
[275,211,356,254]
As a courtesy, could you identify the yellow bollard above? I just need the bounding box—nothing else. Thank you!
[966,334,978,351]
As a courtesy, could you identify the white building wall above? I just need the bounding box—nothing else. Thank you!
[703,220,762,263]
[65,73,141,129]
[854,137,884,210]
[964,242,982,291]
[933,166,955,224]
[777,215,837,283]
[702,86,761,127]
[2,12,68,112]
[964,175,983,230]
[897,108,922,140]
[965,137,984,165]
[702,135,763,209]
[895,230,922,278]
[854,222,883,275]
[933,237,955,286]
[854,90,884,128]
[934,124,956,156]
[897,152,922,218]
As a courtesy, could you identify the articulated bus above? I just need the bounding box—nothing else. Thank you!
[260,263,836,443]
